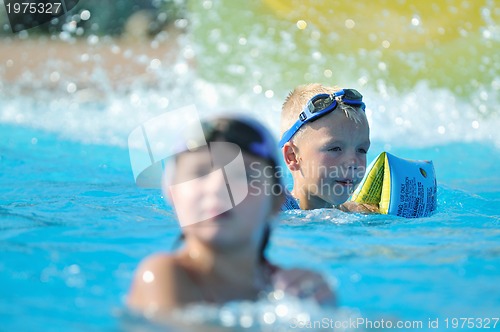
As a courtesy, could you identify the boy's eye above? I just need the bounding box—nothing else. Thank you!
[185,166,213,179]
[328,147,341,152]
[358,148,368,154]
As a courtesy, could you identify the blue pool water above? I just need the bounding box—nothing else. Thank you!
[1,112,499,331]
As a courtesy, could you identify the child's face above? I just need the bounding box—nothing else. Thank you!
[295,110,370,206]
[164,145,276,249]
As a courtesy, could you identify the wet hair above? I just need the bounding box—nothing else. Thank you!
[281,83,368,143]
[201,117,281,175]
[258,224,271,263]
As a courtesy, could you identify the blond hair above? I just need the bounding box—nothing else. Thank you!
[280,83,367,143]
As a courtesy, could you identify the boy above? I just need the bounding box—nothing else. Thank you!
[280,83,377,212]
[128,115,335,319]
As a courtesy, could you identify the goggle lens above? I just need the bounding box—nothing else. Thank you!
[279,88,365,148]
[343,88,362,101]
[310,95,334,113]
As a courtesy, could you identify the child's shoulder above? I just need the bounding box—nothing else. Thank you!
[134,252,200,287]
[134,252,180,276]
[272,266,336,306]
[128,252,201,311]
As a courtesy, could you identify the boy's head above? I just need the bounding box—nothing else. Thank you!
[163,115,285,229]
[280,83,370,209]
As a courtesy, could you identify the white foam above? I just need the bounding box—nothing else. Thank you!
[364,81,500,148]
[1,78,499,149]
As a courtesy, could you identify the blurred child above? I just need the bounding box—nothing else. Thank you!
[280,83,377,212]
[127,115,335,316]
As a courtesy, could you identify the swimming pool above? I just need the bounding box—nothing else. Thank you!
[1,0,499,331]
[2,103,499,331]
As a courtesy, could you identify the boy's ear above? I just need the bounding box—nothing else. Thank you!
[282,142,300,171]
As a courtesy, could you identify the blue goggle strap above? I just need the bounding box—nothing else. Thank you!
[278,99,337,148]
[279,119,304,148]
[279,89,364,148]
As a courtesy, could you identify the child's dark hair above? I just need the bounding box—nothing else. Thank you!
[201,117,280,174]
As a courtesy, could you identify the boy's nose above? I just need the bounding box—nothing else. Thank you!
[344,153,359,169]
[201,170,235,214]
[204,169,230,195]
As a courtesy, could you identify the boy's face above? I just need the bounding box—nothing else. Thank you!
[164,146,276,249]
[294,110,370,207]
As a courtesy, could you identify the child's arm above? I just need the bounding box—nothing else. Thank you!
[273,268,336,306]
[338,201,380,214]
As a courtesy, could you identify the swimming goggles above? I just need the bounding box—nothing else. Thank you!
[279,89,366,148]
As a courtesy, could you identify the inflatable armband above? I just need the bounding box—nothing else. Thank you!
[350,152,437,218]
